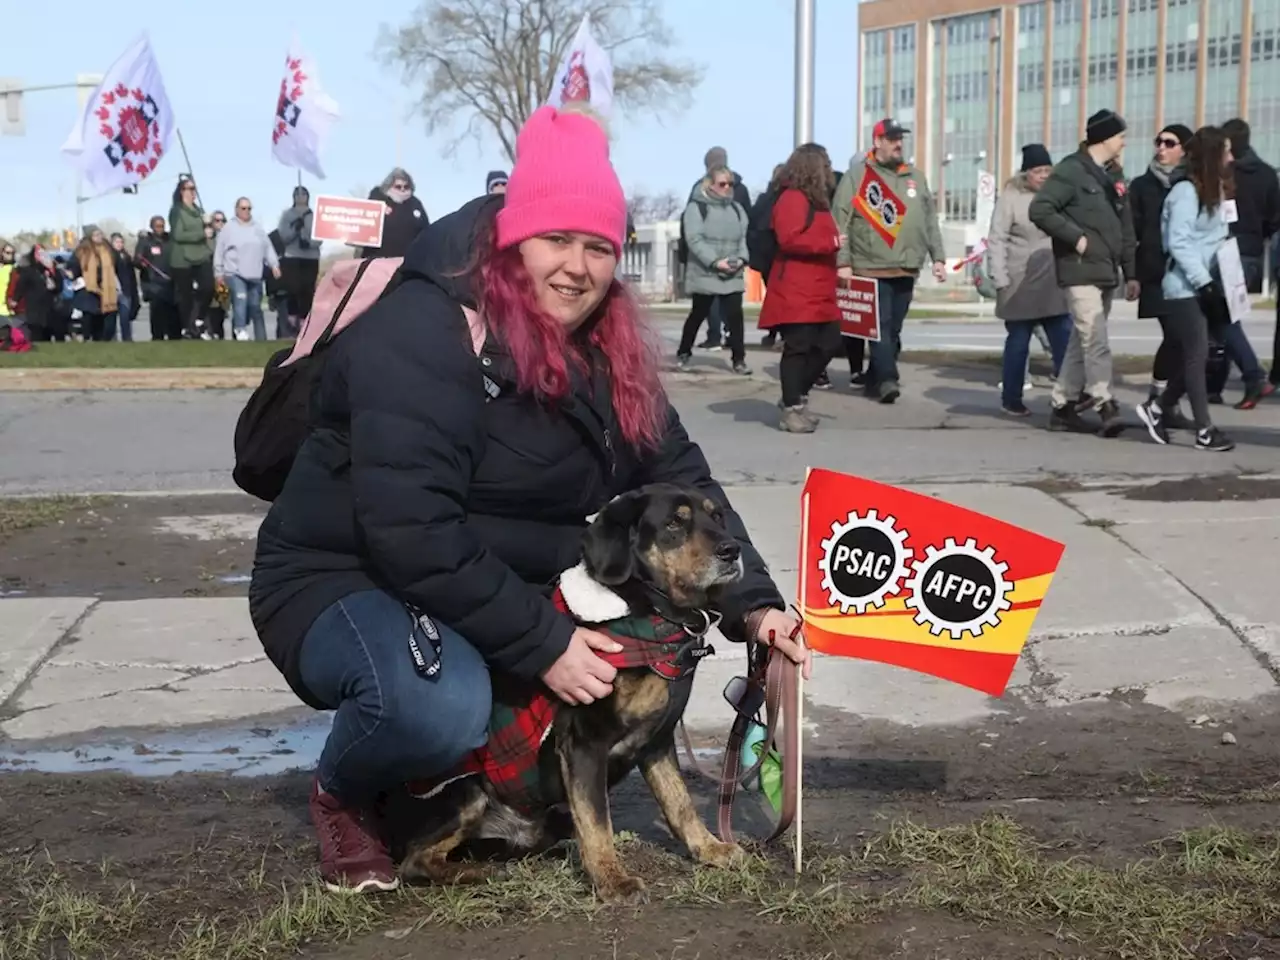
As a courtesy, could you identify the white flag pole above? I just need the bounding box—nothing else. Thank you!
[794,469,811,874]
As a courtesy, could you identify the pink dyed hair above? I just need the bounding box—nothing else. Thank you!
[475,232,667,452]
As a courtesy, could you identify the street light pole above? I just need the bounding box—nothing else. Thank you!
[794,0,816,147]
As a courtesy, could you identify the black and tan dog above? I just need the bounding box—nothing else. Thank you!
[400,483,747,903]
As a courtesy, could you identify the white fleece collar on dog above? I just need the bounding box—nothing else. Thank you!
[557,562,630,622]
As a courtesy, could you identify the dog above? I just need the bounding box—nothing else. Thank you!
[399,483,748,903]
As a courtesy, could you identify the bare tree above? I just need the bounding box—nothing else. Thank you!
[626,189,684,224]
[377,0,703,162]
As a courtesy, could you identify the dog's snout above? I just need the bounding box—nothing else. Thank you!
[715,541,741,563]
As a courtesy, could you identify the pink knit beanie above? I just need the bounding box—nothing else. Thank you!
[495,105,627,256]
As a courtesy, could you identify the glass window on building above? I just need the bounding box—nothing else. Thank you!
[937,11,993,221]
[1048,0,1081,161]
[1016,1,1048,159]
[862,29,891,149]
[891,24,918,133]
[1123,0,1160,159]
[1250,0,1280,166]
[1163,1,1200,140]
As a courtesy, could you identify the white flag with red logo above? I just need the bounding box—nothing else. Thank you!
[60,33,175,194]
[271,37,341,179]
[546,15,614,118]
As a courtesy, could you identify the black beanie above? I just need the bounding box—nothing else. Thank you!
[1160,123,1194,147]
[485,169,508,192]
[1021,143,1053,171]
[1086,109,1127,145]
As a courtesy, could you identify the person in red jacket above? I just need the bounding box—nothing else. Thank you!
[759,143,843,433]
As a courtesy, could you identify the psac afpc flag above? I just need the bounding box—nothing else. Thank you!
[272,37,341,179]
[799,469,1065,696]
[61,33,175,193]
[546,14,614,118]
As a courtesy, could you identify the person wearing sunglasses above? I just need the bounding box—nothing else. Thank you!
[1129,123,1194,428]
[360,167,430,259]
[214,197,281,341]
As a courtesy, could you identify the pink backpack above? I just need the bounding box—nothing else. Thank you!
[282,256,404,367]
[0,323,31,353]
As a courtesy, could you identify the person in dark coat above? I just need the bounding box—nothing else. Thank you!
[135,216,181,340]
[1129,123,1193,423]
[110,233,140,341]
[10,244,62,341]
[359,167,429,259]
[249,104,810,896]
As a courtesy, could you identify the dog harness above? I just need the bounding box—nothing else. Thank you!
[407,573,715,812]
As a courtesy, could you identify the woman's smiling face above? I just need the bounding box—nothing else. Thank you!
[518,232,617,330]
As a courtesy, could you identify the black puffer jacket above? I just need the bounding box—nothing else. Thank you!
[250,194,783,708]
[360,188,430,259]
[1128,163,1176,286]
[1227,148,1280,259]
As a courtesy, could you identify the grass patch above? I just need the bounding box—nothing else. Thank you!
[0,495,104,542]
[0,341,281,369]
[4,813,1279,960]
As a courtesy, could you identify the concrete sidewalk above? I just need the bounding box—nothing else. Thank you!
[4,478,1279,747]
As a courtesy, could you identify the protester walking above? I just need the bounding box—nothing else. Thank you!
[360,168,429,259]
[1028,109,1138,436]
[168,177,215,340]
[215,197,282,341]
[277,186,320,337]
[1136,127,1237,452]
[674,165,751,374]
[833,118,946,404]
[986,145,1072,416]
[684,147,753,350]
[757,144,842,433]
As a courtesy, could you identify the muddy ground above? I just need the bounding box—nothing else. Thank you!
[0,494,263,599]
[6,698,1280,960]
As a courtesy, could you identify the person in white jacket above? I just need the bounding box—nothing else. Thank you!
[215,197,281,341]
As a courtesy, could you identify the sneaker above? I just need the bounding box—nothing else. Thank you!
[813,371,832,390]
[696,339,723,351]
[1135,399,1170,445]
[1048,403,1092,432]
[1073,392,1096,412]
[779,406,817,433]
[1096,399,1125,438]
[309,778,399,894]
[1208,393,1224,405]
[1233,382,1272,410]
[1002,401,1031,417]
[675,353,692,370]
[732,361,752,375]
[233,328,251,342]
[779,397,818,425]
[1195,426,1235,452]
[878,381,901,404]
[850,371,867,386]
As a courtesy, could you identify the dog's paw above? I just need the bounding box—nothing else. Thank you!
[400,857,490,887]
[695,839,746,868]
[596,873,648,906]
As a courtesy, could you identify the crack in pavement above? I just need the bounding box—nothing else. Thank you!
[0,600,101,719]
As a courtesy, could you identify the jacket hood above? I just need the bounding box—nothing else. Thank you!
[400,192,501,308]
[694,181,736,206]
[377,167,416,195]
[1168,163,1190,186]
[1003,172,1034,192]
[1233,147,1262,173]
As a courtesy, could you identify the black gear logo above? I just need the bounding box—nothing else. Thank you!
[905,537,1013,639]
[817,509,913,614]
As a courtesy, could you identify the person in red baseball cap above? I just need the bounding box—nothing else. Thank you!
[832,116,947,404]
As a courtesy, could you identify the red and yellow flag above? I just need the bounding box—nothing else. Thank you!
[798,469,1065,696]
[852,164,906,248]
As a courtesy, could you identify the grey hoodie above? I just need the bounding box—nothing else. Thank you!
[277,205,319,260]
[214,218,279,282]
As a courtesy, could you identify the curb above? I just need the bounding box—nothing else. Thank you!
[0,368,263,391]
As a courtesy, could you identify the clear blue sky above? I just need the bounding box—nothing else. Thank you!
[0,1,860,241]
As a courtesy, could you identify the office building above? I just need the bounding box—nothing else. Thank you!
[858,0,1276,224]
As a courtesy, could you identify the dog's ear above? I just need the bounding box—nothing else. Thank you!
[582,491,647,585]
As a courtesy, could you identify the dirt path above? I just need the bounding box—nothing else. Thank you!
[6,699,1280,960]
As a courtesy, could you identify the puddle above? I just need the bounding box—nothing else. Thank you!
[218,573,252,585]
[0,714,330,777]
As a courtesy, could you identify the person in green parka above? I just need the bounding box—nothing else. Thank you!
[168,175,215,340]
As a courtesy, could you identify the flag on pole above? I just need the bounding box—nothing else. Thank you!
[272,37,340,179]
[798,469,1065,696]
[546,15,614,118]
[60,33,175,194]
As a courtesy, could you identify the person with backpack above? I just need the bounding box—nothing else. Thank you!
[679,147,752,348]
[833,118,947,403]
[674,165,752,374]
[243,102,809,894]
[756,144,842,433]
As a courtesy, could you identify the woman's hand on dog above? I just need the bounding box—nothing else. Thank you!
[542,627,624,704]
[754,608,813,680]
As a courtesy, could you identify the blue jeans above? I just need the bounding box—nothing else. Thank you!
[867,277,916,388]
[1002,315,1071,407]
[299,589,492,803]
[229,275,267,340]
[117,295,133,341]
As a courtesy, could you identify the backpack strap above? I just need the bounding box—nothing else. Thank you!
[316,258,376,350]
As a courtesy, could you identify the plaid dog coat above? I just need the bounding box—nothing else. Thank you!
[407,564,713,811]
